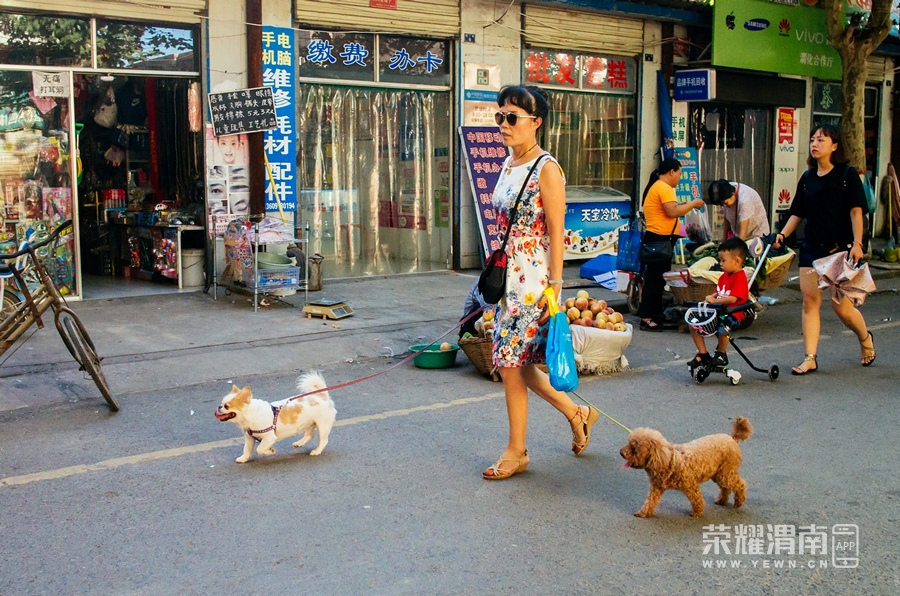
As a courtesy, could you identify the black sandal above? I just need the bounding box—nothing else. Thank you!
[687,352,711,369]
[860,332,876,367]
[639,319,664,332]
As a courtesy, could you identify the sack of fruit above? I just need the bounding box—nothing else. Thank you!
[564,290,632,375]
[570,324,632,375]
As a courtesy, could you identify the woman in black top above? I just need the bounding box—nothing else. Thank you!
[774,125,874,374]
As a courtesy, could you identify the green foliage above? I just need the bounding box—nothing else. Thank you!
[0,14,91,66]
[1,13,194,70]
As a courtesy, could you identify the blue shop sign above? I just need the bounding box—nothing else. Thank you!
[673,69,716,102]
[262,26,297,212]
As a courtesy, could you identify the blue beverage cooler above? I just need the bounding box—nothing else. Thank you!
[563,186,632,261]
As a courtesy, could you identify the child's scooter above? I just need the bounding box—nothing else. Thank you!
[683,301,779,385]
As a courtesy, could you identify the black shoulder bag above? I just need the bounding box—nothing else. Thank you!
[478,155,547,304]
[638,186,678,265]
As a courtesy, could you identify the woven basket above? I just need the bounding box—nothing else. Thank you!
[755,253,795,291]
[459,336,500,381]
[459,336,547,381]
[670,279,717,305]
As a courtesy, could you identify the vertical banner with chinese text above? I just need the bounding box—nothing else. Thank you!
[673,147,701,205]
[773,107,799,212]
[262,26,297,212]
[459,126,507,255]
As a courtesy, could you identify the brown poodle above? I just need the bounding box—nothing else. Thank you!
[620,417,753,518]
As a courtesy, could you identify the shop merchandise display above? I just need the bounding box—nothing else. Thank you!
[76,76,204,287]
[0,84,76,294]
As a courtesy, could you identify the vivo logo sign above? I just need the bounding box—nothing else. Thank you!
[744,19,770,31]
[779,145,795,152]
[796,30,828,45]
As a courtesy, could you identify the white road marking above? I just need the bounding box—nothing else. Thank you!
[0,392,504,488]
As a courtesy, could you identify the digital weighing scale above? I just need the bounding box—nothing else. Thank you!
[302,298,354,320]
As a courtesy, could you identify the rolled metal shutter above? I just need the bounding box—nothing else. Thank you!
[1,0,206,23]
[523,3,644,55]
[866,55,888,82]
[295,0,459,38]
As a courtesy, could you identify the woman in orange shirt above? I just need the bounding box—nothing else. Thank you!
[638,158,705,331]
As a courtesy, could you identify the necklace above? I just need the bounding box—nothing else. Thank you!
[506,142,538,175]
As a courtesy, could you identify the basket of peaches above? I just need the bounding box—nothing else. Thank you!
[564,290,633,375]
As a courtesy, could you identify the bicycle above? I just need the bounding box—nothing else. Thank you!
[0,220,118,411]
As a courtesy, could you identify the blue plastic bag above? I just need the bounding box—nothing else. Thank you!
[543,288,579,392]
[863,173,877,214]
[616,225,642,273]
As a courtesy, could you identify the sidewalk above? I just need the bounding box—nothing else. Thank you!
[0,271,481,412]
[2,256,897,413]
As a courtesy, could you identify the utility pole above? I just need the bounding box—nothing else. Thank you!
[246,0,265,214]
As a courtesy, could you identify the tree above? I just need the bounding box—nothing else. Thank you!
[824,0,893,171]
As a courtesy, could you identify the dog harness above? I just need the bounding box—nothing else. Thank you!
[247,404,281,441]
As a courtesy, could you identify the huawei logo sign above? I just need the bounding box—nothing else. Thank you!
[779,19,790,36]
[778,189,792,205]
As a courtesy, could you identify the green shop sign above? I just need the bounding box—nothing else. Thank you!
[712,0,841,81]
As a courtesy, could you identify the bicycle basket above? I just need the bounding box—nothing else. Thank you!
[684,303,719,337]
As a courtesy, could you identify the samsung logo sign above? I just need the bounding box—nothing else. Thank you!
[744,19,770,31]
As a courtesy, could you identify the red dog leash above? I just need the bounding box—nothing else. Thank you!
[284,308,486,403]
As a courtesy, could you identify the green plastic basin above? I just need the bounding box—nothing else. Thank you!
[409,343,459,369]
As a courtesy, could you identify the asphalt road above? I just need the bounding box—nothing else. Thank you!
[1,291,898,595]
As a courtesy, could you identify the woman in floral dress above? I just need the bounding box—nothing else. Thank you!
[482,85,599,480]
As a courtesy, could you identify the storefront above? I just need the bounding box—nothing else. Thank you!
[290,0,458,278]
[0,8,203,299]
[522,4,643,196]
[674,69,806,238]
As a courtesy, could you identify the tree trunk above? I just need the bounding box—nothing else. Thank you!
[824,0,893,173]
[840,51,868,171]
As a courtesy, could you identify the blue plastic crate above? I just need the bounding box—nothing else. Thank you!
[241,266,300,290]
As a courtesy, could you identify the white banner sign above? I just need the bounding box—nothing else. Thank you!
[32,71,69,98]
[772,107,800,213]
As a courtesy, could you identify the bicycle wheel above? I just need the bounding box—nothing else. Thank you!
[57,311,119,411]
[2,292,18,320]
[626,275,643,315]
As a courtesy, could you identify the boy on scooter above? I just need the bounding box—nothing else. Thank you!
[687,237,750,370]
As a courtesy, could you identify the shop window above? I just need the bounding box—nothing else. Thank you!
[542,91,635,194]
[296,30,449,88]
[0,13,91,67]
[524,48,637,194]
[296,31,375,82]
[689,105,772,240]
[378,37,450,87]
[296,85,451,276]
[0,69,77,295]
[691,106,745,150]
[0,13,197,73]
[96,20,196,72]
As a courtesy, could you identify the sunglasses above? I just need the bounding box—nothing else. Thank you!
[494,111,538,126]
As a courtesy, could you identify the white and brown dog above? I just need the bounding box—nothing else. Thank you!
[215,371,337,463]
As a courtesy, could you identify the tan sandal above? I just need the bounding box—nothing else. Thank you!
[569,405,600,455]
[791,354,818,376]
[482,451,529,480]
[860,332,876,367]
